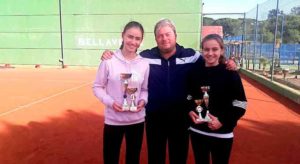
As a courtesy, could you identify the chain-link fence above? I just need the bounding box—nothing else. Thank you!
[243,0,300,81]
[203,0,300,83]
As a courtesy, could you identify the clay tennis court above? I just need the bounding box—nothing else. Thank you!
[0,67,299,164]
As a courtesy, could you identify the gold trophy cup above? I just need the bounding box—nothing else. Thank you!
[201,86,211,122]
[120,73,132,111]
[127,88,138,112]
[195,99,204,121]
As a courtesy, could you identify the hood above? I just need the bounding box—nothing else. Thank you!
[114,49,144,64]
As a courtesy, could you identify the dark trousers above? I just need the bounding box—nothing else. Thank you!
[190,131,233,164]
[145,112,189,164]
[103,122,144,164]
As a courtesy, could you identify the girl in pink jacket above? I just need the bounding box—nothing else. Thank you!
[93,21,149,164]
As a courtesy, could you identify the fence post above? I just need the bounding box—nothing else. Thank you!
[278,13,285,67]
[241,13,246,68]
[253,4,259,71]
[58,0,65,68]
[270,0,280,81]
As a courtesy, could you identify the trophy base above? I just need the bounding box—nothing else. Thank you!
[196,118,211,122]
[196,117,203,122]
[203,118,212,122]
[204,114,211,122]
[122,106,130,111]
[130,106,137,112]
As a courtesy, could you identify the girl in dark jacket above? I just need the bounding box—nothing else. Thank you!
[187,34,247,164]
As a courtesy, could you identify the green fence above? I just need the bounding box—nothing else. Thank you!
[0,0,202,66]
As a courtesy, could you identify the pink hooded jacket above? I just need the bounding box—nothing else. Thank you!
[93,49,149,125]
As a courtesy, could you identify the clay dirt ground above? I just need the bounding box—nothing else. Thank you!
[0,68,299,164]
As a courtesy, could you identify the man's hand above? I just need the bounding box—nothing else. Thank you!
[101,50,114,60]
[225,59,237,71]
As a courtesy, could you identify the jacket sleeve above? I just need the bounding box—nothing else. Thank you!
[92,61,114,108]
[195,52,205,65]
[186,64,202,112]
[218,71,247,130]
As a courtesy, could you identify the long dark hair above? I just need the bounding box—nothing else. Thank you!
[119,21,144,49]
[201,34,226,64]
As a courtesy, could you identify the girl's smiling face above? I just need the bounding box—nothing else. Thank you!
[202,39,224,67]
[122,27,143,53]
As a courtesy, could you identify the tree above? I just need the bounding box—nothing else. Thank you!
[284,15,300,43]
[268,9,277,19]
[201,7,300,44]
[203,17,214,26]
[266,10,281,35]
[259,56,269,75]
[291,6,300,15]
[213,18,243,36]
[258,21,273,43]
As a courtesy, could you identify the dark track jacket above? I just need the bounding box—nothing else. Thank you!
[187,64,247,135]
[140,44,203,115]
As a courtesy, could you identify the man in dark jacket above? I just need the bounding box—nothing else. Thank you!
[101,19,235,164]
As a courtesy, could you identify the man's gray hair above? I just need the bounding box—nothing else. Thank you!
[154,18,177,37]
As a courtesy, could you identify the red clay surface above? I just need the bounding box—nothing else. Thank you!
[0,68,299,164]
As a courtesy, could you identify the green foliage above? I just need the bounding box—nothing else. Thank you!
[203,6,300,44]
[203,17,245,36]
[267,9,283,19]
[274,66,283,75]
[203,17,214,26]
[291,6,300,15]
[213,18,243,36]
[259,57,269,68]
[284,15,300,43]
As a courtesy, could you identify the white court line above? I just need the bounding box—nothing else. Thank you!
[0,81,93,117]
[3,78,88,84]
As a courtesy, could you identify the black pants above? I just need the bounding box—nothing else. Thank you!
[145,112,189,164]
[190,131,233,164]
[103,122,144,164]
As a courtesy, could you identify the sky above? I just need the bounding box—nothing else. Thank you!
[203,0,267,18]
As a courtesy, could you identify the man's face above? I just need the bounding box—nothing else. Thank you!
[155,26,176,53]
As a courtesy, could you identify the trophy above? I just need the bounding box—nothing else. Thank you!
[201,86,211,122]
[127,88,138,112]
[120,73,132,111]
[195,99,204,121]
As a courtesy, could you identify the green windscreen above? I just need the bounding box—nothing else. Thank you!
[0,0,201,66]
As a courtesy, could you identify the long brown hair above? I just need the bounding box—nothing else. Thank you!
[119,21,144,50]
